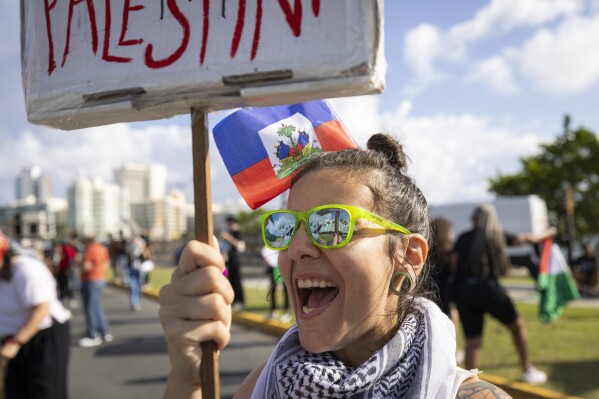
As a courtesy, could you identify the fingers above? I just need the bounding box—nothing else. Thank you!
[163,263,234,303]
[160,302,232,350]
[173,240,226,279]
[159,240,234,354]
[159,267,233,326]
[164,295,231,325]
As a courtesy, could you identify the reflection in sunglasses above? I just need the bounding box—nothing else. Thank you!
[262,204,410,251]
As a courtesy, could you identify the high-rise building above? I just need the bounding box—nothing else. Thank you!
[130,189,187,241]
[68,176,130,239]
[15,166,52,203]
[68,176,93,237]
[113,163,166,203]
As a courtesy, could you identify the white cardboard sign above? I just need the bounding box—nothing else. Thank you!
[21,0,385,130]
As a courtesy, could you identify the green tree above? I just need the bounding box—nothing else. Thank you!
[488,116,599,243]
[237,209,269,237]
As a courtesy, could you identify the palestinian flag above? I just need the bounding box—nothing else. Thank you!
[537,238,580,323]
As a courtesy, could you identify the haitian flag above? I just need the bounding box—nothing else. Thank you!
[537,238,580,323]
[213,100,356,209]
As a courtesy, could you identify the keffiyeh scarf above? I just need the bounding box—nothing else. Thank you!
[251,298,457,399]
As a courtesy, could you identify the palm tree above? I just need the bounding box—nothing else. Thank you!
[277,124,297,149]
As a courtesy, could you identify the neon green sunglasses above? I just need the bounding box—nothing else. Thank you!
[261,204,411,251]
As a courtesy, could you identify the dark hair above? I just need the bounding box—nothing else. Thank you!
[291,133,432,316]
[1,246,15,281]
[431,217,453,267]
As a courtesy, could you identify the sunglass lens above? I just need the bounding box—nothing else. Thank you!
[309,208,351,247]
[264,213,297,248]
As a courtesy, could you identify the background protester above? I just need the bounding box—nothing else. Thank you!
[56,239,76,308]
[78,236,112,348]
[572,243,598,297]
[452,203,556,384]
[0,230,71,399]
[220,216,246,310]
[430,216,463,363]
[127,235,153,311]
[261,245,291,322]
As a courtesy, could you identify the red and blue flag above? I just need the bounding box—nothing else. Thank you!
[213,100,356,209]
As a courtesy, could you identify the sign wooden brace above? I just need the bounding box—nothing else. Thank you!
[191,108,220,399]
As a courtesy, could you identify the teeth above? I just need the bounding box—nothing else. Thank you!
[297,279,337,289]
[303,305,314,314]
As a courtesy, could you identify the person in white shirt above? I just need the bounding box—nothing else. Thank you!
[0,231,72,399]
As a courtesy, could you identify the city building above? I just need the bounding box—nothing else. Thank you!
[113,163,167,202]
[68,175,131,239]
[0,196,67,241]
[2,163,194,243]
[131,189,188,241]
[15,165,52,203]
[0,166,64,240]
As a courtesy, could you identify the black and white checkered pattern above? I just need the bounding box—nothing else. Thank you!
[266,313,426,399]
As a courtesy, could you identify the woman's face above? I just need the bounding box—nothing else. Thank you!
[279,168,404,367]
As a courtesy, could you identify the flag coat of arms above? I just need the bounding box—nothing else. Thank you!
[213,100,356,209]
[537,238,580,323]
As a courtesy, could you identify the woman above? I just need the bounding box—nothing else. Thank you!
[127,235,153,312]
[0,231,71,399]
[431,216,455,316]
[431,217,464,363]
[159,134,512,398]
[452,204,554,385]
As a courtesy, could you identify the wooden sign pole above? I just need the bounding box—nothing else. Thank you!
[191,108,220,399]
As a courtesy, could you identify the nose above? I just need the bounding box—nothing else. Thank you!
[286,221,320,261]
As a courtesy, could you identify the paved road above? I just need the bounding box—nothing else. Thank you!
[68,285,278,399]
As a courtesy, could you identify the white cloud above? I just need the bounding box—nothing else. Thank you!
[402,23,445,86]
[0,96,547,208]
[329,96,382,145]
[466,56,520,94]
[398,114,542,205]
[402,0,584,94]
[513,14,599,94]
[329,96,545,205]
[449,0,583,41]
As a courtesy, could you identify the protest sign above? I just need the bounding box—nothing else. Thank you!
[22,0,384,130]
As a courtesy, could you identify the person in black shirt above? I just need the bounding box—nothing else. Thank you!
[572,243,598,297]
[220,216,246,310]
[452,204,555,385]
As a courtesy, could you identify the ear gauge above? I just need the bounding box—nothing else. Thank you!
[390,271,413,295]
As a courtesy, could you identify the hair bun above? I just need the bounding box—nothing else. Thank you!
[367,133,408,173]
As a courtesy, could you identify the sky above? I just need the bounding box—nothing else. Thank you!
[1,0,598,211]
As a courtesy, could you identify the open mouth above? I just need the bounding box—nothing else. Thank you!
[297,279,339,314]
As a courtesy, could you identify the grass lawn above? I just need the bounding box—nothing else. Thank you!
[146,268,599,398]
